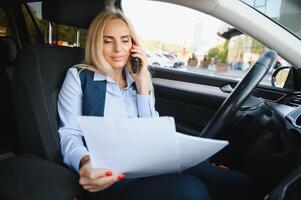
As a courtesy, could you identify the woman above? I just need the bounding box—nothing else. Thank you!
[58,8,255,200]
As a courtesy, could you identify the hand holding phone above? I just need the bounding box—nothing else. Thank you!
[130,56,142,73]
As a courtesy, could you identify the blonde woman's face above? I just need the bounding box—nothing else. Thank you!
[102,19,132,70]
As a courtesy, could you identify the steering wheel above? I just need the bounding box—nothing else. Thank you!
[200,50,277,139]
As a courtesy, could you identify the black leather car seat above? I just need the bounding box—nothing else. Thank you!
[8,1,112,199]
[12,0,106,166]
[13,44,84,164]
[0,42,83,199]
[0,36,18,157]
[0,39,81,200]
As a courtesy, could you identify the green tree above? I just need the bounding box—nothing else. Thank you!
[251,39,264,54]
[56,25,76,44]
[206,40,229,63]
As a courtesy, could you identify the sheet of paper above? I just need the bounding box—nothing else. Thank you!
[78,116,228,178]
[175,132,228,171]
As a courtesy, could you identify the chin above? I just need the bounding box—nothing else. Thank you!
[111,64,127,70]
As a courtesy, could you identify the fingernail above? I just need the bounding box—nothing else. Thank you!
[105,171,112,176]
[118,174,125,180]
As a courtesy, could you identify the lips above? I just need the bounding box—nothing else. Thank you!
[111,55,126,62]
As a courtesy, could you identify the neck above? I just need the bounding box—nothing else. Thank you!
[109,68,127,89]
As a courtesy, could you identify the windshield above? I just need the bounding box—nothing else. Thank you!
[241,0,301,40]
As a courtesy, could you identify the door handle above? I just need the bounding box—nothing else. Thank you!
[220,84,233,93]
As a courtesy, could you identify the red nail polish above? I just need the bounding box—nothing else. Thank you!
[105,171,112,176]
[118,174,125,180]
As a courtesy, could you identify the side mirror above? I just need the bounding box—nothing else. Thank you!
[271,66,291,88]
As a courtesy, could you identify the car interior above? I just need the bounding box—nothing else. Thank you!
[1,0,301,199]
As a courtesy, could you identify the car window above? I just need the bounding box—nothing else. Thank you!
[241,0,301,40]
[0,5,11,36]
[21,2,47,44]
[23,2,87,47]
[122,0,281,86]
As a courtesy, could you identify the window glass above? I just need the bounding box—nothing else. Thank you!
[22,2,47,44]
[241,0,301,40]
[23,2,87,47]
[0,6,11,36]
[122,0,274,86]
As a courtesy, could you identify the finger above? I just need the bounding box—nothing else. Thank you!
[80,173,118,187]
[83,169,112,180]
[131,45,141,50]
[130,46,146,55]
[130,52,147,64]
[130,46,142,53]
[84,180,114,190]
[88,174,118,186]
[79,176,93,185]
[130,53,143,59]
[80,171,113,185]
[83,184,96,190]
[86,182,115,192]
[88,188,105,193]
[81,180,113,191]
[90,169,112,179]
[88,188,101,193]
[117,173,126,181]
[82,181,113,189]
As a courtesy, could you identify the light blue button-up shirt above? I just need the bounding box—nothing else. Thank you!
[58,67,159,172]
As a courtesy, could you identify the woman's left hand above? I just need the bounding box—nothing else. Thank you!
[130,45,151,95]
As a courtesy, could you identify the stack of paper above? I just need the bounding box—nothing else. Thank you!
[78,116,228,178]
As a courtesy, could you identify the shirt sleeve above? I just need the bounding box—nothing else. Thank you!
[58,67,89,173]
[137,91,159,118]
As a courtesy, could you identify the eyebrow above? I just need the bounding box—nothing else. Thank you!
[103,35,131,39]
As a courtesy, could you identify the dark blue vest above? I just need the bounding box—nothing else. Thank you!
[76,67,137,117]
[77,68,106,117]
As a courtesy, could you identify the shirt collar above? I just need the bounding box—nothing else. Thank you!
[124,67,135,87]
[93,68,135,88]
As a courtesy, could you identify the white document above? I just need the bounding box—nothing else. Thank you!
[78,116,228,178]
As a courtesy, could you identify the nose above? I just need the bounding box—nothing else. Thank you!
[114,41,122,52]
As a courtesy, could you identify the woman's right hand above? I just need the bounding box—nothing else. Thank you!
[79,156,125,192]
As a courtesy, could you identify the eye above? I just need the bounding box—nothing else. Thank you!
[122,39,130,43]
[103,39,112,44]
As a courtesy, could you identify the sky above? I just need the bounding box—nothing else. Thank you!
[122,0,226,53]
[30,2,42,19]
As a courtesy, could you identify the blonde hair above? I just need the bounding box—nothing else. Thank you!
[76,8,154,91]
[77,9,141,74]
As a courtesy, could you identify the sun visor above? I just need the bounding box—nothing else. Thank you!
[42,0,106,29]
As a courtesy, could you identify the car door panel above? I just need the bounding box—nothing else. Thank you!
[152,68,232,136]
[152,67,292,136]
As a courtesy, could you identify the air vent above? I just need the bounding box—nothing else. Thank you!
[286,92,301,107]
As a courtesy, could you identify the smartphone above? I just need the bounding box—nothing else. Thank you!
[130,56,141,73]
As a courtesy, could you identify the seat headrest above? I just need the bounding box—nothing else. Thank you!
[42,0,106,29]
[0,36,17,67]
